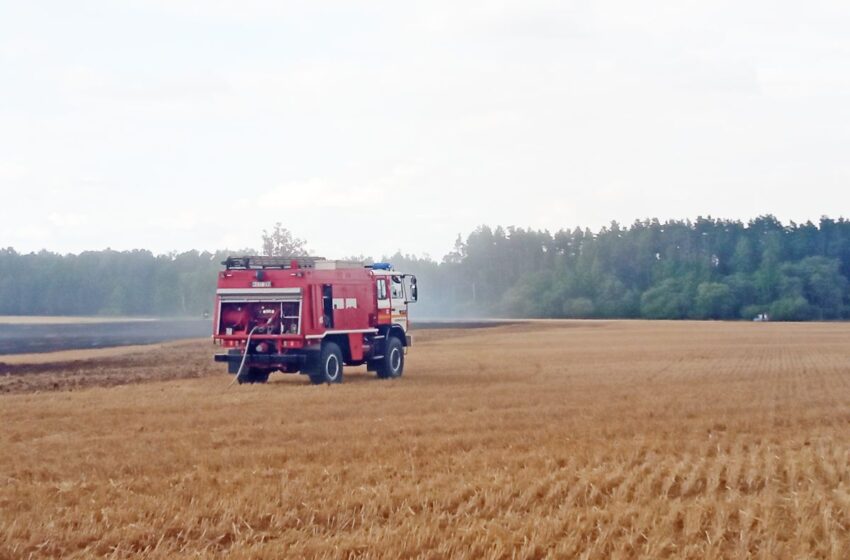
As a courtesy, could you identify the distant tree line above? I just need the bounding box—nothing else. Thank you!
[393,216,850,321]
[0,249,224,316]
[2,216,850,320]
[0,224,307,317]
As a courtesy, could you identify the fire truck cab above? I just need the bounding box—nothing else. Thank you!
[213,256,417,384]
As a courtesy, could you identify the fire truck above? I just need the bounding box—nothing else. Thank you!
[213,256,418,384]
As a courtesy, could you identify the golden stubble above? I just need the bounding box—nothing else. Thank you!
[2,320,850,559]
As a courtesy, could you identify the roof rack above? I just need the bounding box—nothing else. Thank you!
[222,255,325,270]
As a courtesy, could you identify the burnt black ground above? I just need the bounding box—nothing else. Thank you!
[0,319,211,354]
[0,318,514,355]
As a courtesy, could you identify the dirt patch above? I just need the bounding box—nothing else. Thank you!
[0,339,216,394]
[0,338,207,365]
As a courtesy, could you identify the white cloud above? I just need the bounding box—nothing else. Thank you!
[0,160,29,182]
[251,178,381,211]
[47,212,86,228]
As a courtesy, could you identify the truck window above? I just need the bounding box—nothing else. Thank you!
[390,276,405,299]
[376,279,388,300]
[322,284,334,328]
[282,301,300,334]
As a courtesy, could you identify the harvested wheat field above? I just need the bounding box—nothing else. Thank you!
[2,320,850,559]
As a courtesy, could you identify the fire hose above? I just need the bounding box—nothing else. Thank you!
[227,314,276,388]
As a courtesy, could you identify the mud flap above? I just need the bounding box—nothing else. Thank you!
[227,349,242,374]
[302,348,321,375]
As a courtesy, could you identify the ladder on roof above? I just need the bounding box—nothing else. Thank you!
[222,256,367,270]
[222,256,324,269]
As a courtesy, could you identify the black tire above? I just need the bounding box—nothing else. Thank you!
[376,336,404,379]
[309,342,344,384]
[237,367,270,384]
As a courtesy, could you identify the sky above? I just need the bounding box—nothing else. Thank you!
[1,1,849,260]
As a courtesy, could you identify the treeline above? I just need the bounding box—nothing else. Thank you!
[395,216,850,321]
[0,249,223,316]
[2,216,850,320]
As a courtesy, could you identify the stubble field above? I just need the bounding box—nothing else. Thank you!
[2,320,850,558]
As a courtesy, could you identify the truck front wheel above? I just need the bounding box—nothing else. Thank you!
[309,342,344,384]
[376,336,404,379]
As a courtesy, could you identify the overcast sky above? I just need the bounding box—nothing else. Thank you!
[1,1,849,259]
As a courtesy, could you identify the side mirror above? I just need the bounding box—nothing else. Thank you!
[409,276,418,303]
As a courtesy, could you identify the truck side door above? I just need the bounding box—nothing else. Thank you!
[389,275,408,331]
[375,277,390,325]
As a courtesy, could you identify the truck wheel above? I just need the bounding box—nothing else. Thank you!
[237,367,270,384]
[309,342,344,384]
[376,336,404,379]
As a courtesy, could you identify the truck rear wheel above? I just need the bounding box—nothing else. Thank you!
[237,367,270,384]
[376,336,404,379]
[309,342,344,384]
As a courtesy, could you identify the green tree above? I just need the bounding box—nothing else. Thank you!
[640,279,691,319]
[769,297,813,321]
[694,282,735,319]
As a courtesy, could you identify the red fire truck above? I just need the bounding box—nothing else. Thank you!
[213,256,417,384]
